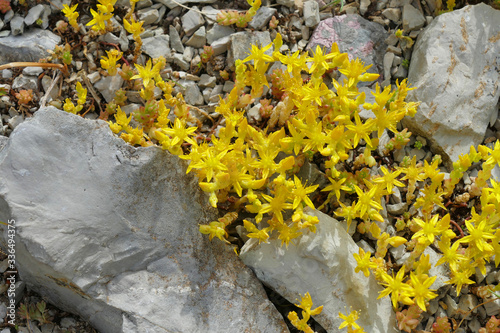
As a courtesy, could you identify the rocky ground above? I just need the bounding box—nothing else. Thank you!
[0,0,499,332]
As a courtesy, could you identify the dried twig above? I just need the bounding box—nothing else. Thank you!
[169,0,217,23]
[39,71,61,109]
[0,62,68,76]
[82,71,103,116]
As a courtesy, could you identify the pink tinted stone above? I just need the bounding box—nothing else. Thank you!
[308,14,388,85]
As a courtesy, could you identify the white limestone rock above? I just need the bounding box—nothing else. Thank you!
[240,208,397,333]
[404,4,500,167]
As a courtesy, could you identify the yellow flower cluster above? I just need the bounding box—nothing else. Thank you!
[352,140,500,312]
[100,49,123,76]
[87,0,116,33]
[107,33,419,248]
[102,22,500,317]
[63,82,87,115]
[288,292,324,333]
[61,4,79,31]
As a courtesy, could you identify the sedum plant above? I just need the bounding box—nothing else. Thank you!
[61,3,79,31]
[60,0,500,330]
[288,292,324,333]
[216,0,261,28]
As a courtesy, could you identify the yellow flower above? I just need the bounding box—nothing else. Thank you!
[123,17,144,38]
[291,176,318,210]
[353,248,377,277]
[75,82,87,106]
[408,272,437,311]
[372,166,404,194]
[446,266,475,296]
[96,0,117,15]
[378,265,413,309]
[279,50,307,73]
[338,58,379,87]
[354,184,383,218]
[87,8,112,32]
[242,42,274,70]
[323,177,349,201]
[259,192,293,223]
[484,140,500,168]
[459,217,495,253]
[411,214,450,245]
[436,240,465,272]
[307,45,335,75]
[243,220,269,243]
[130,59,162,88]
[338,309,360,330]
[100,49,123,75]
[61,4,79,28]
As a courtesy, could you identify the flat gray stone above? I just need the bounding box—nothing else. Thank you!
[360,0,371,15]
[249,6,277,30]
[41,6,53,30]
[0,29,61,65]
[141,34,171,60]
[383,52,395,81]
[181,6,205,36]
[382,8,401,22]
[206,24,235,46]
[185,26,206,48]
[276,0,295,8]
[201,6,220,21]
[22,66,43,76]
[12,75,38,91]
[402,4,425,31]
[173,53,190,71]
[169,25,184,53]
[41,75,59,102]
[10,15,24,36]
[178,79,204,105]
[94,74,124,103]
[3,9,13,24]
[0,107,289,333]
[303,0,320,27]
[137,8,159,26]
[198,74,216,88]
[101,31,129,53]
[24,4,45,26]
[211,35,231,56]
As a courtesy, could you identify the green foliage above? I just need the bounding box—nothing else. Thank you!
[14,89,33,105]
[431,316,451,333]
[200,46,214,64]
[396,304,422,333]
[0,0,11,14]
[18,301,51,325]
[216,0,261,28]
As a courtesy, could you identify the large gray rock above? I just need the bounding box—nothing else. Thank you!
[240,208,397,333]
[0,107,288,333]
[0,29,61,65]
[308,15,388,84]
[404,4,500,167]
